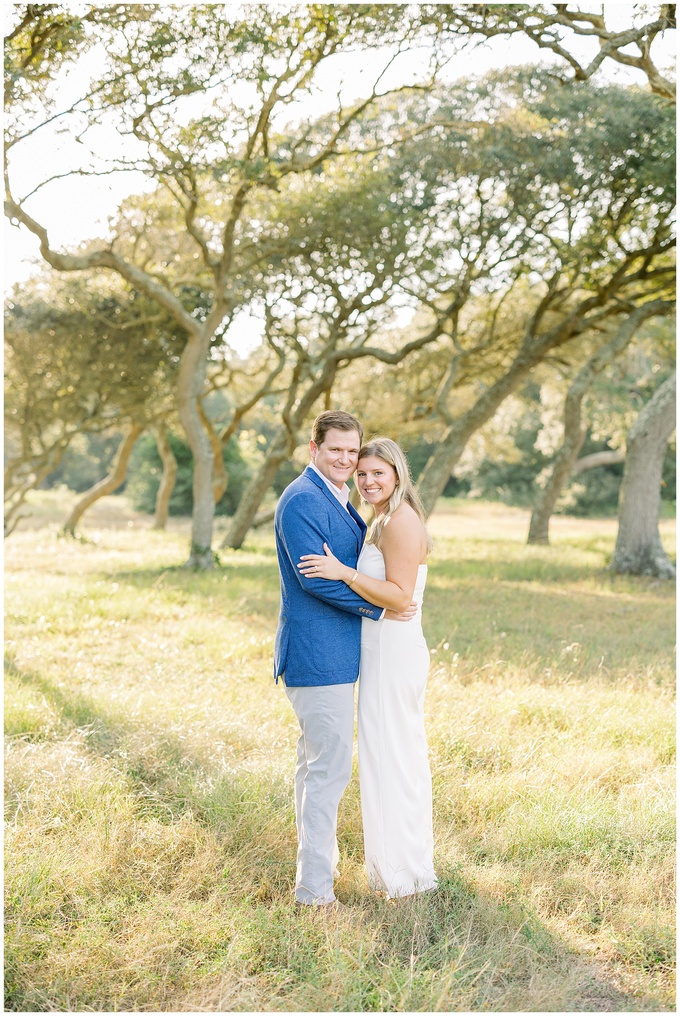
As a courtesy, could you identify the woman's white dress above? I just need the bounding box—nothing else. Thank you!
[357,542,437,899]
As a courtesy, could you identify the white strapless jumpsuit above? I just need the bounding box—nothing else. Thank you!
[357,543,437,898]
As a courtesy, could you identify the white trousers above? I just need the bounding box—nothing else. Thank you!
[284,683,355,904]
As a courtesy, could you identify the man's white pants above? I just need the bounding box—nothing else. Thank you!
[284,682,355,905]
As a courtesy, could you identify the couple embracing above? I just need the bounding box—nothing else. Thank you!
[274,409,437,909]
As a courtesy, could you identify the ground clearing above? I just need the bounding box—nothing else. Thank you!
[5,493,675,1011]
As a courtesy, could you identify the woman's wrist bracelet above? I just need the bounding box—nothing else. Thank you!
[347,570,359,587]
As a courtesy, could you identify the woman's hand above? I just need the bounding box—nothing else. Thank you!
[298,543,349,582]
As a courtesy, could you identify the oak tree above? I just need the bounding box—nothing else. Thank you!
[612,371,676,578]
[407,73,675,515]
[4,3,437,565]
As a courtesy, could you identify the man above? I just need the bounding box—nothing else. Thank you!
[274,410,410,909]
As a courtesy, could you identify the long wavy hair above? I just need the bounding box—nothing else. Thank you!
[358,437,433,552]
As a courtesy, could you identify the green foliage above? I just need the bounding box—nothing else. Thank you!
[4,5,130,111]
[406,391,674,516]
[435,71,675,282]
[5,272,180,433]
[466,435,673,517]
[4,270,182,531]
[470,421,552,508]
[5,9,676,542]
[43,431,122,493]
[332,73,675,502]
[126,431,251,517]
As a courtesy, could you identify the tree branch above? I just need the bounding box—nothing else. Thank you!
[4,191,202,338]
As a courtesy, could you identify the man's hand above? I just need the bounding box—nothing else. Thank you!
[385,601,418,622]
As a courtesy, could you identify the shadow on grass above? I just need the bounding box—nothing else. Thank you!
[105,549,643,591]
[61,544,674,689]
[432,554,606,586]
[429,553,676,590]
[5,655,655,1012]
[4,651,293,884]
[108,558,280,587]
[423,566,675,679]
[98,557,282,618]
[214,865,647,1012]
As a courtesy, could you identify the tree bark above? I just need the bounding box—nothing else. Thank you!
[176,335,216,568]
[417,351,536,516]
[226,288,465,547]
[222,427,294,549]
[62,422,144,536]
[197,398,228,504]
[572,449,625,474]
[225,303,458,547]
[528,418,588,545]
[4,438,70,536]
[416,281,676,519]
[252,507,276,529]
[222,364,337,549]
[150,424,177,531]
[611,371,676,578]
[4,194,221,567]
[527,302,669,544]
[433,5,677,101]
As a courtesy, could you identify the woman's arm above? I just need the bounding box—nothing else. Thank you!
[298,506,425,612]
[278,492,383,619]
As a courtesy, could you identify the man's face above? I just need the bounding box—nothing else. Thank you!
[310,427,362,489]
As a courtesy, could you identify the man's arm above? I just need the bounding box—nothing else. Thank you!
[278,494,383,620]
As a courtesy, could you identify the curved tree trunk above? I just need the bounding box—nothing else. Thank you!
[222,427,293,549]
[150,424,177,531]
[62,422,144,536]
[527,303,668,544]
[4,438,71,536]
[222,364,337,550]
[252,507,276,529]
[528,441,627,544]
[177,335,215,568]
[417,352,535,516]
[528,417,588,545]
[572,449,625,474]
[4,493,31,537]
[612,370,676,578]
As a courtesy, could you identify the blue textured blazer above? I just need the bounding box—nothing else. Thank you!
[274,466,383,686]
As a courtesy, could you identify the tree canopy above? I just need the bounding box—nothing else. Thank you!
[4,4,676,565]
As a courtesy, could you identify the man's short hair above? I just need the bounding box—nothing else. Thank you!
[311,410,363,446]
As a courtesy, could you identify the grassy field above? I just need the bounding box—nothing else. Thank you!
[4,493,676,1012]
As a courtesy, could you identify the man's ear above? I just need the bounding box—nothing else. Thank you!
[309,440,318,461]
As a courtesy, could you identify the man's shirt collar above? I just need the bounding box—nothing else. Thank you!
[309,461,351,509]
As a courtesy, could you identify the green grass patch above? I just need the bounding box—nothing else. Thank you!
[4,498,675,1011]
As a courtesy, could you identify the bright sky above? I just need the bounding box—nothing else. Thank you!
[4,2,675,354]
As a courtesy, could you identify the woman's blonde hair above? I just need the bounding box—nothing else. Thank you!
[358,437,433,552]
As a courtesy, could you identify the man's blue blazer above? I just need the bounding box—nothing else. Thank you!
[274,466,383,686]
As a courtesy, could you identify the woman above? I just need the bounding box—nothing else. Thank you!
[298,437,437,900]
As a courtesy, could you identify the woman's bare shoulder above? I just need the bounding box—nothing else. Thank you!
[381,503,426,545]
[387,501,421,527]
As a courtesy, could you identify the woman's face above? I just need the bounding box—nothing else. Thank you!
[356,455,398,512]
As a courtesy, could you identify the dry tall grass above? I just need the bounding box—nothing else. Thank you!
[4,495,675,1011]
